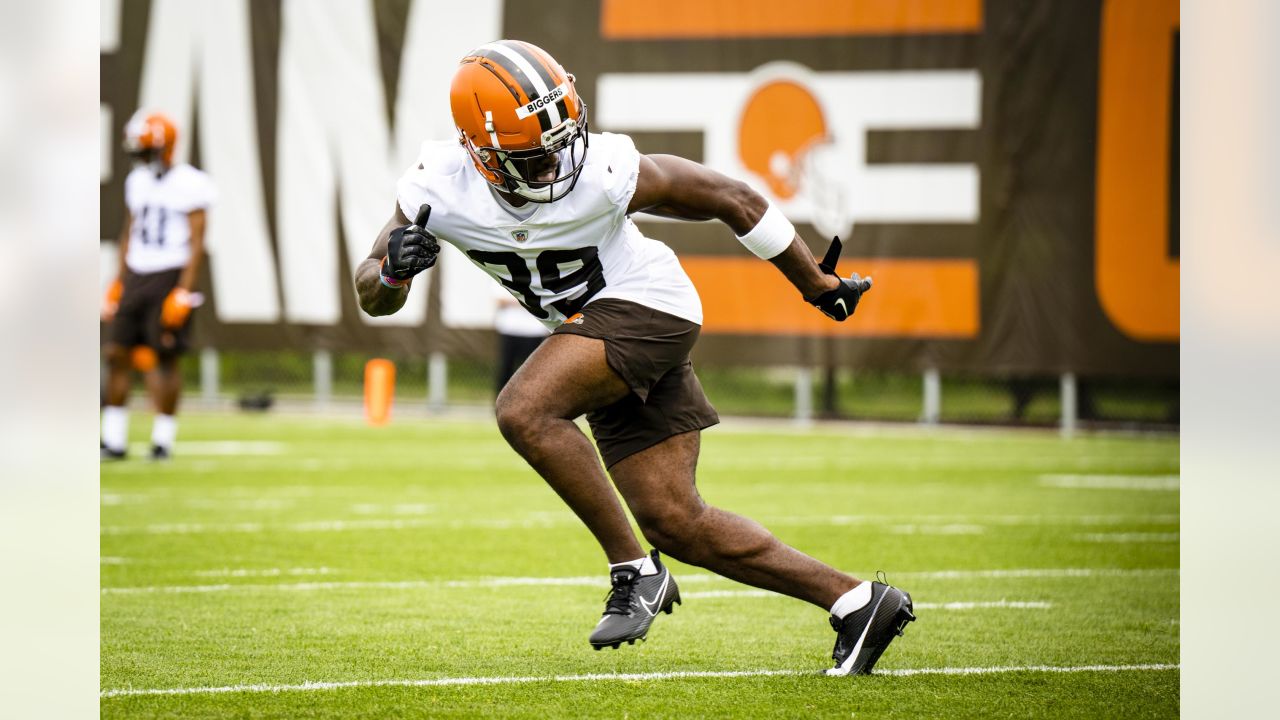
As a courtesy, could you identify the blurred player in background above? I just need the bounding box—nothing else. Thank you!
[355,41,913,675]
[100,110,215,460]
[493,283,550,393]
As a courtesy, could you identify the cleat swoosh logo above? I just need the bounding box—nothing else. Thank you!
[833,589,889,675]
[637,573,670,617]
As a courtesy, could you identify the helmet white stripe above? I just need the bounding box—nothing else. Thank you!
[475,42,563,126]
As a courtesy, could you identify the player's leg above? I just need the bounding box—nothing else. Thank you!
[146,353,181,459]
[608,429,856,609]
[142,270,189,460]
[100,342,133,458]
[612,432,915,674]
[494,332,645,563]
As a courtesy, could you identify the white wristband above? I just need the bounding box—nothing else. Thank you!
[736,202,795,260]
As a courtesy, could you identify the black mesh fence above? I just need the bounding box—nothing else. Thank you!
[166,350,1177,431]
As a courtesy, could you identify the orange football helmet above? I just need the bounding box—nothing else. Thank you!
[450,40,588,203]
[123,110,177,166]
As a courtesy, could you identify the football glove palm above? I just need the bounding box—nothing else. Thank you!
[809,236,872,322]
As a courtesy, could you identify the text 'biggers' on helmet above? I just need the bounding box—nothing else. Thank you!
[123,110,178,166]
[450,40,589,203]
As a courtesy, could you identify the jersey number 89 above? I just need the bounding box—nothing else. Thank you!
[467,247,606,320]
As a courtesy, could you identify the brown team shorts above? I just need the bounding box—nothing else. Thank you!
[552,298,720,468]
[109,268,192,357]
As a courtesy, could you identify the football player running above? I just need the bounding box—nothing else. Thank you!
[101,110,215,461]
[355,40,914,675]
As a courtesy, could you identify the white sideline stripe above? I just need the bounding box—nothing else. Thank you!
[102,575,714,596]
[100,663,1178,698]
[101,517,571,535]
[1076,532,1180,543]
[916,600,1052,610]
[102,568,1176,596]
[1039,475,1179,491]
[895,568,1178,580]
[767,514,1179,527]
[681,591,1052,610]
[193,567,338,578]
[127,441,286,456]
[97,509,1177,532]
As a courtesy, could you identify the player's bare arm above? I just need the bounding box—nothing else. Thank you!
[116,210,132,279]
[356,205,414,316]
[356,203,439,317]
[630,153,872,321]
[177,209,206,292]
[629,154,838,300]
[103,210,133,322]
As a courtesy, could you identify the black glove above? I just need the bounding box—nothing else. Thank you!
[382,204,439,282]
[809,236,873,322]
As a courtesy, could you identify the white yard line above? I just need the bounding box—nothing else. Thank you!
[193,567,339,578]
[895,568,1178,580]
[1075,532,1180,543]
[127,441,287,456]
[1039,474,1179,491]
[100,663,1178,699]
[765,514,1178,527]
[102,576,714,596]
[680,591,1052,610]
[100,517,571,535]
[102,568,1176,596]
[100,513,1176,536]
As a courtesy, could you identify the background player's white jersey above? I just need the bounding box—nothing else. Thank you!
[124,164,216,274]
[396,132,702,329]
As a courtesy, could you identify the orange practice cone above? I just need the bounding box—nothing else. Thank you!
[364,358,396,426]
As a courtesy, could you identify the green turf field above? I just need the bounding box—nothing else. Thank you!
[101,412,1179,718]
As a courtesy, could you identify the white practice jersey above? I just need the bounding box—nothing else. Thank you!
[123,163,216,274]
[396,132,702,330]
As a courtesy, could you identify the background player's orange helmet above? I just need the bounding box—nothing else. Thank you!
[450,40,588,203]
[123,110,177,165]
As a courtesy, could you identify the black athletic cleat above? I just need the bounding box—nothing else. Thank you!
[589,550,680,650]
[101,445,127,461]
[826,580,916,676]
[150,444,171,461]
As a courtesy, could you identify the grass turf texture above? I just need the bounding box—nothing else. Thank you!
[102,413,1179,718]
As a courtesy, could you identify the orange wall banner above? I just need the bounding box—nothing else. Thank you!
[681,257,979,338]
[601,0,983,39]
[1095,0,1180,341]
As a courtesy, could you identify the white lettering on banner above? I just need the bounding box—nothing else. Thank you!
[597,64,981,238]
[138,0,280,322]
[100,105,112,184]
[515,83,570,120]
[394,0,503,330]
[276,0,421,326]
[101,0,121,53]
[276,0,504,327]
[129,0,514,329]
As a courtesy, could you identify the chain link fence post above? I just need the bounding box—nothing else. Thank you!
[200,347,219,404]
[313,350,332,410]
[1060,372,1077,438]
[922,368,941,425]
[794,366,813,426]
[428,351,448,413]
